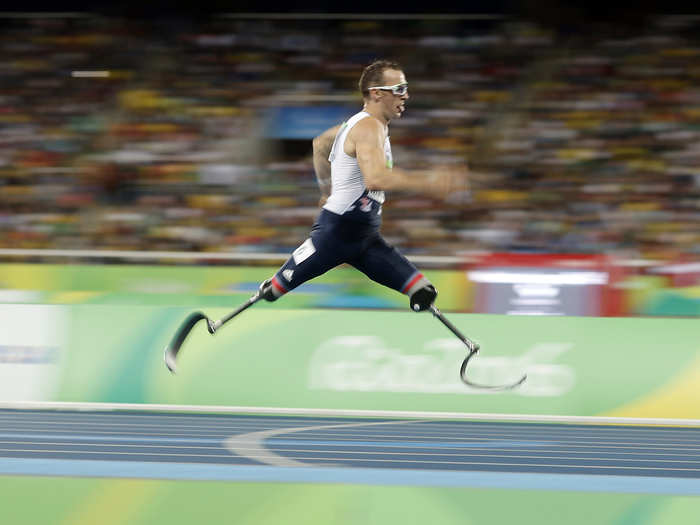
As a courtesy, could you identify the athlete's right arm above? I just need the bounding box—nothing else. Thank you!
[312,125,340,206]
[352,118,462,198]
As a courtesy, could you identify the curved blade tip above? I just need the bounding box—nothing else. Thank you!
[164,347,177,374]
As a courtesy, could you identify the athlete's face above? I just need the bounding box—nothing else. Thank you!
[375,69,409,120]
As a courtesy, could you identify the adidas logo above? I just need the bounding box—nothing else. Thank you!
[282,269,294,282]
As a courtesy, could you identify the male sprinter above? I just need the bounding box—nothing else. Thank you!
[258,59,467,312]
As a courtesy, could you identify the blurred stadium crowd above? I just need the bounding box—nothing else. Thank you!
[1,14,699,263]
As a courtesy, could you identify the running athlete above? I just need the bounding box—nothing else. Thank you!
[257,59,467,312]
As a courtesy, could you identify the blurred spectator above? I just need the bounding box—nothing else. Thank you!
[0,14,698,262]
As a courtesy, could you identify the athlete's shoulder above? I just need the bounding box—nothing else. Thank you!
[349,114,385,141]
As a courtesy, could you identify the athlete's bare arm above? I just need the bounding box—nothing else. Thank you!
[312,124,341,206]
[349,117,465,199]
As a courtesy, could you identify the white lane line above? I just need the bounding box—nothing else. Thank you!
[236,432,700,446]
[0,432,700,458]
[0,441,222,450]
[6,417,699,440]
[223,420,426,467]
[5,434,700,455]
[5,410,700,432]
[0,418,348,429]
[3,438,700,459]
[0,428,254,438]
[4,414,699,439]
[216,448,700,461]
[226,428,700,442]
[4,426,700,448]
[3,417,700,439]
[5,441,700,463]
[3,415,700,441]
[2,401,700,427]
[3,427,700,449]
[4,447,700,473]
[272,424,700,435]
[0,421,335,431]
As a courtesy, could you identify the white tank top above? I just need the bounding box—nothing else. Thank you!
[323,111,392,215]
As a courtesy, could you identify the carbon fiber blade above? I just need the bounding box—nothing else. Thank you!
[163,312,207,373]
[459,352,527,390]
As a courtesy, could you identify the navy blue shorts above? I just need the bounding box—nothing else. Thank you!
[268,207,430,300]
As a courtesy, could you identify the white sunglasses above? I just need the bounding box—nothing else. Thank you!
[369,82,408,96]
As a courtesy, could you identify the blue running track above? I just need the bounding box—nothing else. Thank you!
[1,409,699,494]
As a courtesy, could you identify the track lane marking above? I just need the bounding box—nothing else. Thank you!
[5,446,700,468]
[3,402,700,427]
[223,419,426,467]
[4,441,700,462]
[4,440,700,461]
[4,416,700,439]
[3,427,700,450]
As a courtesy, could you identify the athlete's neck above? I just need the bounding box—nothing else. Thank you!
[362,104,390,128]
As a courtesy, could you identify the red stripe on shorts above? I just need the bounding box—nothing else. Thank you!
[272,276,288,293]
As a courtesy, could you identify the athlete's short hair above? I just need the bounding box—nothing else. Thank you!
[359,59,403,99]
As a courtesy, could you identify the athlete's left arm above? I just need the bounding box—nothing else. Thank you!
[312,125,340,205]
